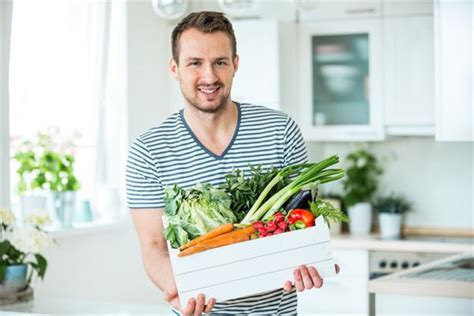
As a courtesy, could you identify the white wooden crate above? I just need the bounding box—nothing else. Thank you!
[166,216,336,304]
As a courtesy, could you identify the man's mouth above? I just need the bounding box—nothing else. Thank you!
[198,86,220,97]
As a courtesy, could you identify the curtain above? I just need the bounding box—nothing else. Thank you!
[94,1,129,220]
[0,1,13,210]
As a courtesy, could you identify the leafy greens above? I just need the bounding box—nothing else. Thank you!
[164,183,237,248]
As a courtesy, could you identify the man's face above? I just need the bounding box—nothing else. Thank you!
[169,28,239,114]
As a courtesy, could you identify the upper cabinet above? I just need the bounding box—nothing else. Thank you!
[232,20,281,111]
[383,16,435,136]
[298,19,384,141]
[433,1,473,141]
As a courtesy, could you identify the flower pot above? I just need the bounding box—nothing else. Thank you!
[348,202,372,235]
[379,213,402,239]
[0,264,28,296]
[49,191,76,228]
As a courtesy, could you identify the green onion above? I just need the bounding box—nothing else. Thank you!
[240,155,345,224]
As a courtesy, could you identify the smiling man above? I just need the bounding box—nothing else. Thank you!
[126,11,337,316]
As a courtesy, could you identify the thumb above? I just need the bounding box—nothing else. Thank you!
[163,284,178,301]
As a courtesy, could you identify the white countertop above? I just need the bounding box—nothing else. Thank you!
[0,297,171,314]
[368,252,474,299]
[331,233,473,253]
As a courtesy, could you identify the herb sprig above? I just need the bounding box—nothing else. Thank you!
[220,165,290,222]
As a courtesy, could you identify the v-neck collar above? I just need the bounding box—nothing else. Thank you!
[179,102,241,160]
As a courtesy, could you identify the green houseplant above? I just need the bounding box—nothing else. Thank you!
[342,147,383,234]
[12,130,81,227]
[375,194,411,239]
[0,208,53,297]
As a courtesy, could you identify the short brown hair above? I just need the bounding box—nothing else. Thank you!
[171,11,237,64]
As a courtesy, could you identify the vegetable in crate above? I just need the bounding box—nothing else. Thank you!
[241,155,345,224]
[220,165,291,222]
[163,183,237,249]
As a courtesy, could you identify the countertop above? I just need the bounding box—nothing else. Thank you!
[331,233,473,253]
[0,297,171,314]
[368,252,474,299]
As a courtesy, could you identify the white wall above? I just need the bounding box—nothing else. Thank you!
[307,138,473,229]
[33,222,167,306]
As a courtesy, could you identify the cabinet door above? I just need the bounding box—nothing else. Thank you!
[434,1,473,141]
[298,249,369,314]
[299,19,384,141]
[231,20,280,110]
[383,16,435,135]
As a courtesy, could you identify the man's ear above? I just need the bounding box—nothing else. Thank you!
[233,55,239,75]
[169,57,179,80]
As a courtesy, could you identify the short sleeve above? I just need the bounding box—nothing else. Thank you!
[125,137,165,209]
[283,116,308,166]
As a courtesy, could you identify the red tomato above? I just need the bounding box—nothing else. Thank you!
[287,209,315,227]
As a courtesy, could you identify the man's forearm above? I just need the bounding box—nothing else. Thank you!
[142,242,175,292]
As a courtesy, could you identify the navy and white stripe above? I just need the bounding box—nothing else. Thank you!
[126,103,307,314]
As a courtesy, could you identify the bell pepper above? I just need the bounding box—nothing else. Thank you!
[287,209,315,229]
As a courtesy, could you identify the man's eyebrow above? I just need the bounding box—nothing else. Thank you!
[185,57,204,62]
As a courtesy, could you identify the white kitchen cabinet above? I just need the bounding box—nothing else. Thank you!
[433,1,473,141]
[232,20,292,111]
[298,19,384,141]
[298,1,382,21]
[298,249,369,314]
[382,0,433,17]
[383,16,435,135]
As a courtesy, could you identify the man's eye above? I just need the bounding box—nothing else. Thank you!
[216,61,227,66]
[189,61,201,66]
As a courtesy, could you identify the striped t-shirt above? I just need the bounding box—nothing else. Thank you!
[126,103,308,314]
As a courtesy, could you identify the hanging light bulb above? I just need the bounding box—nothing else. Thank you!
[151,0,188,20]
[218,0,259,18]
[293,0,318,11]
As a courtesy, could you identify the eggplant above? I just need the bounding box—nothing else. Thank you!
[284,189,317,211]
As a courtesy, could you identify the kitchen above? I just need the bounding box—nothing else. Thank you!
[0,0,472,315]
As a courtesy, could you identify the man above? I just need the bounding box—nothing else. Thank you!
[126,11,338,315]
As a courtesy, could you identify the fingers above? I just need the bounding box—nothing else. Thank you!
[283,280,293,292]
[182,294,214,316]
[293,268,304,292]
[193,294,206,316]
[203,298,216,313]
[182,298,196,316]
[299,265,315,290]
[308,266,323,288]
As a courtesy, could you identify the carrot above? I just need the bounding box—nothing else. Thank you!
[177,226,255,257]
[179,223,234,251]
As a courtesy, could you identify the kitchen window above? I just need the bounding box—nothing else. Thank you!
[6,1,128,226]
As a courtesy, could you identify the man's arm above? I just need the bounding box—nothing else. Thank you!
[130,208,216,315]
[130,209,174,292]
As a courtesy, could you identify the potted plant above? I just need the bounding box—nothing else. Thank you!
[0,208,53,300]
[12,129,81,227]
[375,194,411,239]
[342,148,382,235]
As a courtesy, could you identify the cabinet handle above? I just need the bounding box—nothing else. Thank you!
[345,8,376,15]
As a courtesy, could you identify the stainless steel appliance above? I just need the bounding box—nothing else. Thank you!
[369,251,450,279]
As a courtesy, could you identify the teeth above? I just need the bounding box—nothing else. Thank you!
[200,87,218,94]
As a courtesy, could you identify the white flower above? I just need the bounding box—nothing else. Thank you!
[7,226,53,254]
[0,208,16,226]
[356,157,367,168]
[24,212,52,228]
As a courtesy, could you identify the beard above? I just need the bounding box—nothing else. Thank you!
[181,82,231,114]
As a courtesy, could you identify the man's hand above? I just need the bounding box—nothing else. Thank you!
[283,264,340,292]
[164,285,216,316]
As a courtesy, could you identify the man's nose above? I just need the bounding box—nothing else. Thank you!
[200,64,218,84]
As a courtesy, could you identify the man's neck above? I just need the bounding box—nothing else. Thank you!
[182,101,238,156]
